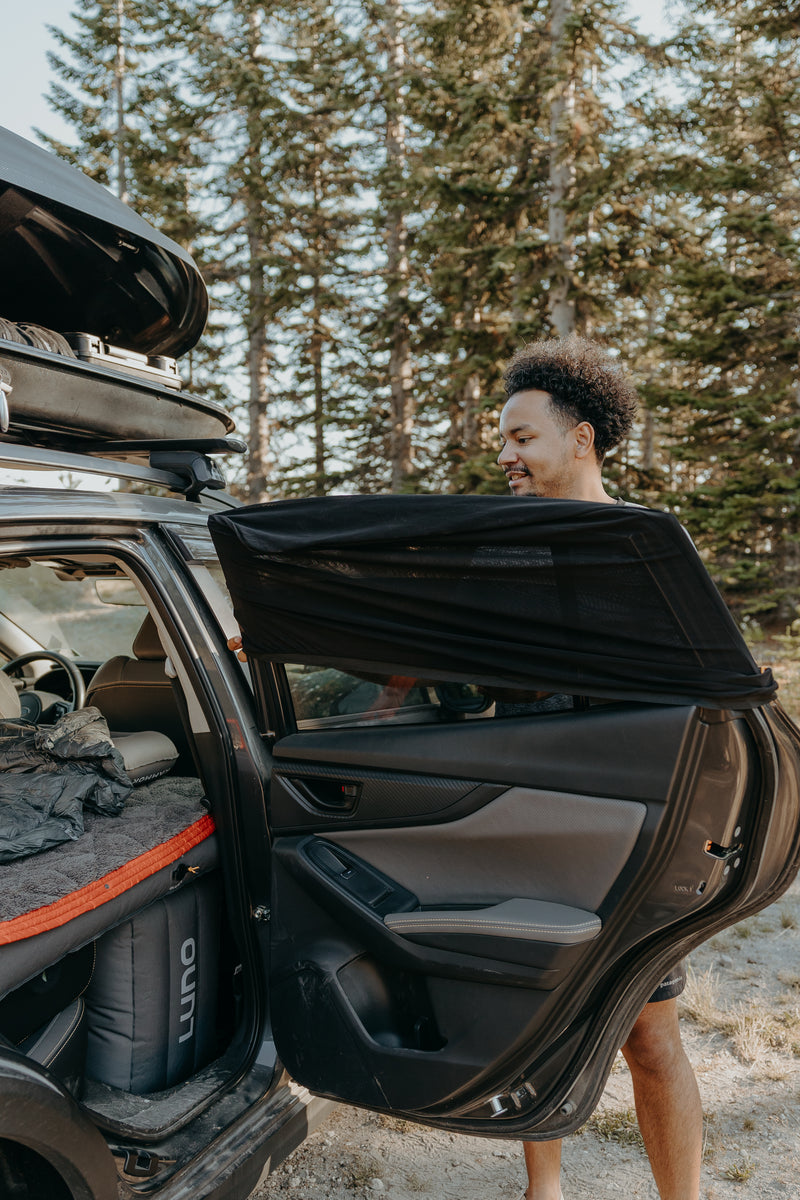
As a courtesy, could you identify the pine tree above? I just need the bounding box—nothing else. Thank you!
[41,0,146,198]
[259,1,369,497]
[648,0,800,619]
[403,0,651,494]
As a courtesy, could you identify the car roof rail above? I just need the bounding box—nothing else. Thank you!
[0,437,246,500]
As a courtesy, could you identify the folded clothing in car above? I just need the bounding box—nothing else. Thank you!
[0,708,131,862]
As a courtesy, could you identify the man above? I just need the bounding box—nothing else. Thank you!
[496,336,701,1200]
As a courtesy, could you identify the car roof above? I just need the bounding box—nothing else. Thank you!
[0,484,232,535]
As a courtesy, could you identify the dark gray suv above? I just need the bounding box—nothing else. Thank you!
[0,126,798,1200]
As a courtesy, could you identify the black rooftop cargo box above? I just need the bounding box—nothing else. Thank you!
[0,127,234,449]
[0,126,207,358]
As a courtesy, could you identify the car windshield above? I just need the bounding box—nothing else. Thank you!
[0,561,146,660]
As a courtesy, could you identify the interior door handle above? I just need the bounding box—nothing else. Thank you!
[288,775,362,813]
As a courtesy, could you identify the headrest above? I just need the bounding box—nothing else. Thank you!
[132,614,166,661]
[0,669,21,719]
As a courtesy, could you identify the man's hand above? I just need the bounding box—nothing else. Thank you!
[227,634,247,662]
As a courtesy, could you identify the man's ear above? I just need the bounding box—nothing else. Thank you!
[574,421,596,459]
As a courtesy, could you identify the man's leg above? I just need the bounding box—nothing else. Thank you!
[521,1139,562,1200]
[621,998,702,1200]
[519,998,699,1200]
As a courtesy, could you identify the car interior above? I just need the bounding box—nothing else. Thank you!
[0,552,242,1140]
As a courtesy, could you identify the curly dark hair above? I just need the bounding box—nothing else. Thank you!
[502,336,638,459]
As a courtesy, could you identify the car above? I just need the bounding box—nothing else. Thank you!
[0,124,799,1199]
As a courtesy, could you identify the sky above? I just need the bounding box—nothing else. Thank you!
[5,1,670,149]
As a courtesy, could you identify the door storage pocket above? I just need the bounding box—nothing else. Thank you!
[85,873,220,1094]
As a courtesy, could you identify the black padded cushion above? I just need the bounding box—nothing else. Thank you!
[0,942,95,1044]
[19,997,87,1096]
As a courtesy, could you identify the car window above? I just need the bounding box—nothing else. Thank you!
[0,561,146,662]
[282,664,572,730]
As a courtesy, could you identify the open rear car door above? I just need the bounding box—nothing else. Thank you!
[210,495,800,1138]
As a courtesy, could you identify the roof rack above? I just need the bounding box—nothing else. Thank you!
[0,438,246,500]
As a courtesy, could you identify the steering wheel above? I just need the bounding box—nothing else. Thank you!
[2,651,87,712]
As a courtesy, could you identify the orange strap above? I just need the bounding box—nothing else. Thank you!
[0,814,216,945]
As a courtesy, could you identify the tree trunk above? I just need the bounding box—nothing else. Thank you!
[547,0,576,337]
[308,161,326,494]
[246,224,271,500]
[244,9,272,501]
[114,0,127,203]
[384,0,415,492]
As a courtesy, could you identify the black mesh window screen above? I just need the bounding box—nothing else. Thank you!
[210,495,775,711]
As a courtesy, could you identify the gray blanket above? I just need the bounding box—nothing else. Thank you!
[0,776,206,924]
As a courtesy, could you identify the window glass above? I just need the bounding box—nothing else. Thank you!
[284,664,578,730]
[0,561,146,662]
[168,529,241,643]
[286,665,439,728]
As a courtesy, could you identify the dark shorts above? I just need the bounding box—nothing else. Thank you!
[648,960,687,1003]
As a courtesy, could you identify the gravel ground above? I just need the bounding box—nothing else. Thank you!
[251,877,800,1200]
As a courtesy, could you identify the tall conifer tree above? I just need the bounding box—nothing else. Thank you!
[651,0,800,617]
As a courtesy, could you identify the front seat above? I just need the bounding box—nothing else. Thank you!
[85,614,193,770]
[0,658,178,783]
[0,669,21,721]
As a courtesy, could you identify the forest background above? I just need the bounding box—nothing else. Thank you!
[41,0,800,627]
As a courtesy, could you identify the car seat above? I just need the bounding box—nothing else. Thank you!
[85,613,194,770]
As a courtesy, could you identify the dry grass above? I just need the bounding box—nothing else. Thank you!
[679,966,800,1072]
[585,1106,644,1148]
[678,967,728,1034]
[403,1170,426,1192]
[722,1156,755,1182]
[374,1114,411,1133]
[343,1151,384,1189]
[755,641,800,723]
[701,1111,723,1163]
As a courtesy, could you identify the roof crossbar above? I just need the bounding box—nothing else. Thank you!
[0,443,195,493]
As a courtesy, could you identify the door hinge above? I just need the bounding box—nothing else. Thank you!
[253,904,271,923]
[478,1080,538,1118]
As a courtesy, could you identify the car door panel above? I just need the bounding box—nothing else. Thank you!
[271,840,592,1112]
[271,702,695,807]
[266,703,765,1125]
[208,496,800,1136]
[323,785,646,910]
[271,767,506,831]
